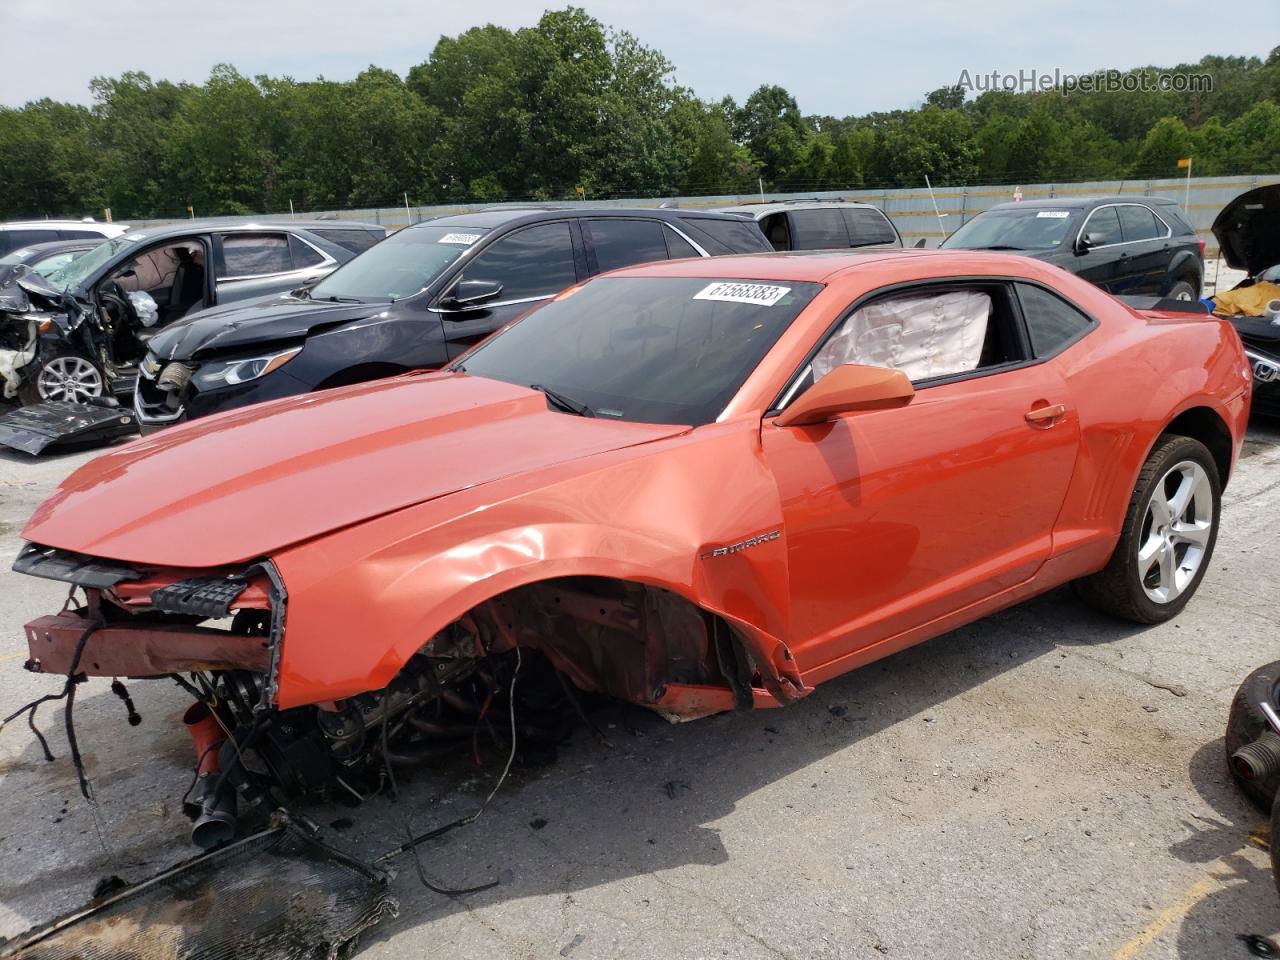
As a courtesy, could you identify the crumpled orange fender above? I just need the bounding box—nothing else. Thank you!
[271,420,807,711]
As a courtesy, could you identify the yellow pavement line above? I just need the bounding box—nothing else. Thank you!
[1112,874,1221,960]
[0,651,28,664]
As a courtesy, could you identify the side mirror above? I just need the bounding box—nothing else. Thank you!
[441,279,503,310]
[1076,232,1107,254]
[774,364,914,427]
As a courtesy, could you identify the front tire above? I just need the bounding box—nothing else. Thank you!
[1074,435,1220,624]
[18,348,106,406]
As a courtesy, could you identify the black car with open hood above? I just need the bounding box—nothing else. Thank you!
[133,207,771,431]
[1212,184,1280,416]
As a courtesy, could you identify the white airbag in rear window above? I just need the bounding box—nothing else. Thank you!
[812,290,991,383]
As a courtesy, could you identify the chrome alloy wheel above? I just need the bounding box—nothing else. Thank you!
[36,356,104,403]
[1138,459,1214,604]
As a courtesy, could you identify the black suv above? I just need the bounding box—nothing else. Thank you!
[134,207,771,430]
[941,196,1203,299]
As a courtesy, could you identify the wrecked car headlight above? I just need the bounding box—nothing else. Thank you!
[192,347,302,389]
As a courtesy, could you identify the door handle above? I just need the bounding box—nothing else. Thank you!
[1025,403,1067,424]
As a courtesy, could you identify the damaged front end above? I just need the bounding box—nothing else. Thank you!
[12,541,801,852]
[0,270,79,402]
[11,547,597,852]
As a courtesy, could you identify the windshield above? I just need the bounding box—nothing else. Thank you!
[44,235,138,290]
[309,225,490,301]
[942,208,1081,251]
[457,276,823,426]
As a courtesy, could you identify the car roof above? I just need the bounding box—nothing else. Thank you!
[0,220,125,232]
[715,200,883,217]
[593,248,1030,283]
[418,206,758,230]
[984,196,1176,212]
[114,219,379,244]
[4,239,99,256]
[276,219,385,231]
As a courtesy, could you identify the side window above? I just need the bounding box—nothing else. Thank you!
[781,283,1029,410]
[460,221,577,302]
[663,227,699,259]
[760,213,790,251]
[1159,207,1194,237]
[676,217,772,254]
[218,233,292,278]
[788,209,851,250]
[57,229,105,241]
[1016,283,1093,357]
[289,234,326,269]
[1082,206,1123,246]
[1118,205,1160,242]
[3,230,58,252]
[843,208,899,246]
[586,219,669,272]
[311,228,384,253]
[812,289,996,383]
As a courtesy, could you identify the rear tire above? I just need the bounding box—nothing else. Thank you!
[1167,279,1198,301]
[1073,435,1220,624]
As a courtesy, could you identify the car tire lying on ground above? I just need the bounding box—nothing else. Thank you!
[1226,661,1280,812]
[17,347,106,406]
[1073,434,1221,624]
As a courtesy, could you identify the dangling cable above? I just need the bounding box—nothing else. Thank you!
[379,646,524,868]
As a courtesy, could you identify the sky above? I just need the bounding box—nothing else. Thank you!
[1,0,1275,116]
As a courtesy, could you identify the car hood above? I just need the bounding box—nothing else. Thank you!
[146,295,389,361]
[21,373,690,567]
[1212,184,1280,276]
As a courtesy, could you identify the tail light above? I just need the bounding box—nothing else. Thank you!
[1198,239,1206,256]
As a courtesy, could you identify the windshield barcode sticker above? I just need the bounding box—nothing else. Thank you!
[1035,211,1070,218]
[693,282,791,306]
[438,232,483,245]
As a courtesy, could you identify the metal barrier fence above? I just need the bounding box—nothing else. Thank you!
[129,172,1280,256]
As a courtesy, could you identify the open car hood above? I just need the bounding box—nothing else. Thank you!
[147,296,387,361]
[21,374,689,567]
[1212,184,1280,276]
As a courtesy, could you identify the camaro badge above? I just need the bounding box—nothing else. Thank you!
[702,530,781,559]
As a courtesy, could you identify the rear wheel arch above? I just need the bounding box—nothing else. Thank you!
[1166,251,1202,288]
[1159,405,1233,489]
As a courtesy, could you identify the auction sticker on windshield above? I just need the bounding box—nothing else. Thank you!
[438,233,483,245]
[694,282,791,306]
[1036,211,1071,218]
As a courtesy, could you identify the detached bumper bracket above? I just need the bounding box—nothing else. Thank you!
[151,576,250,618]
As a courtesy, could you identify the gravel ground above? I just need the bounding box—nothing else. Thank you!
[0,418,1278,960]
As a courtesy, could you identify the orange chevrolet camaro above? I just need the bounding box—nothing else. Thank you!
[9,250,1251,846]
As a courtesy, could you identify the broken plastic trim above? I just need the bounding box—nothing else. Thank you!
[12,544,143,590]
[251,559,289,714]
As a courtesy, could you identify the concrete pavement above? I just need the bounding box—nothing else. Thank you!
[1,421,1278,959]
